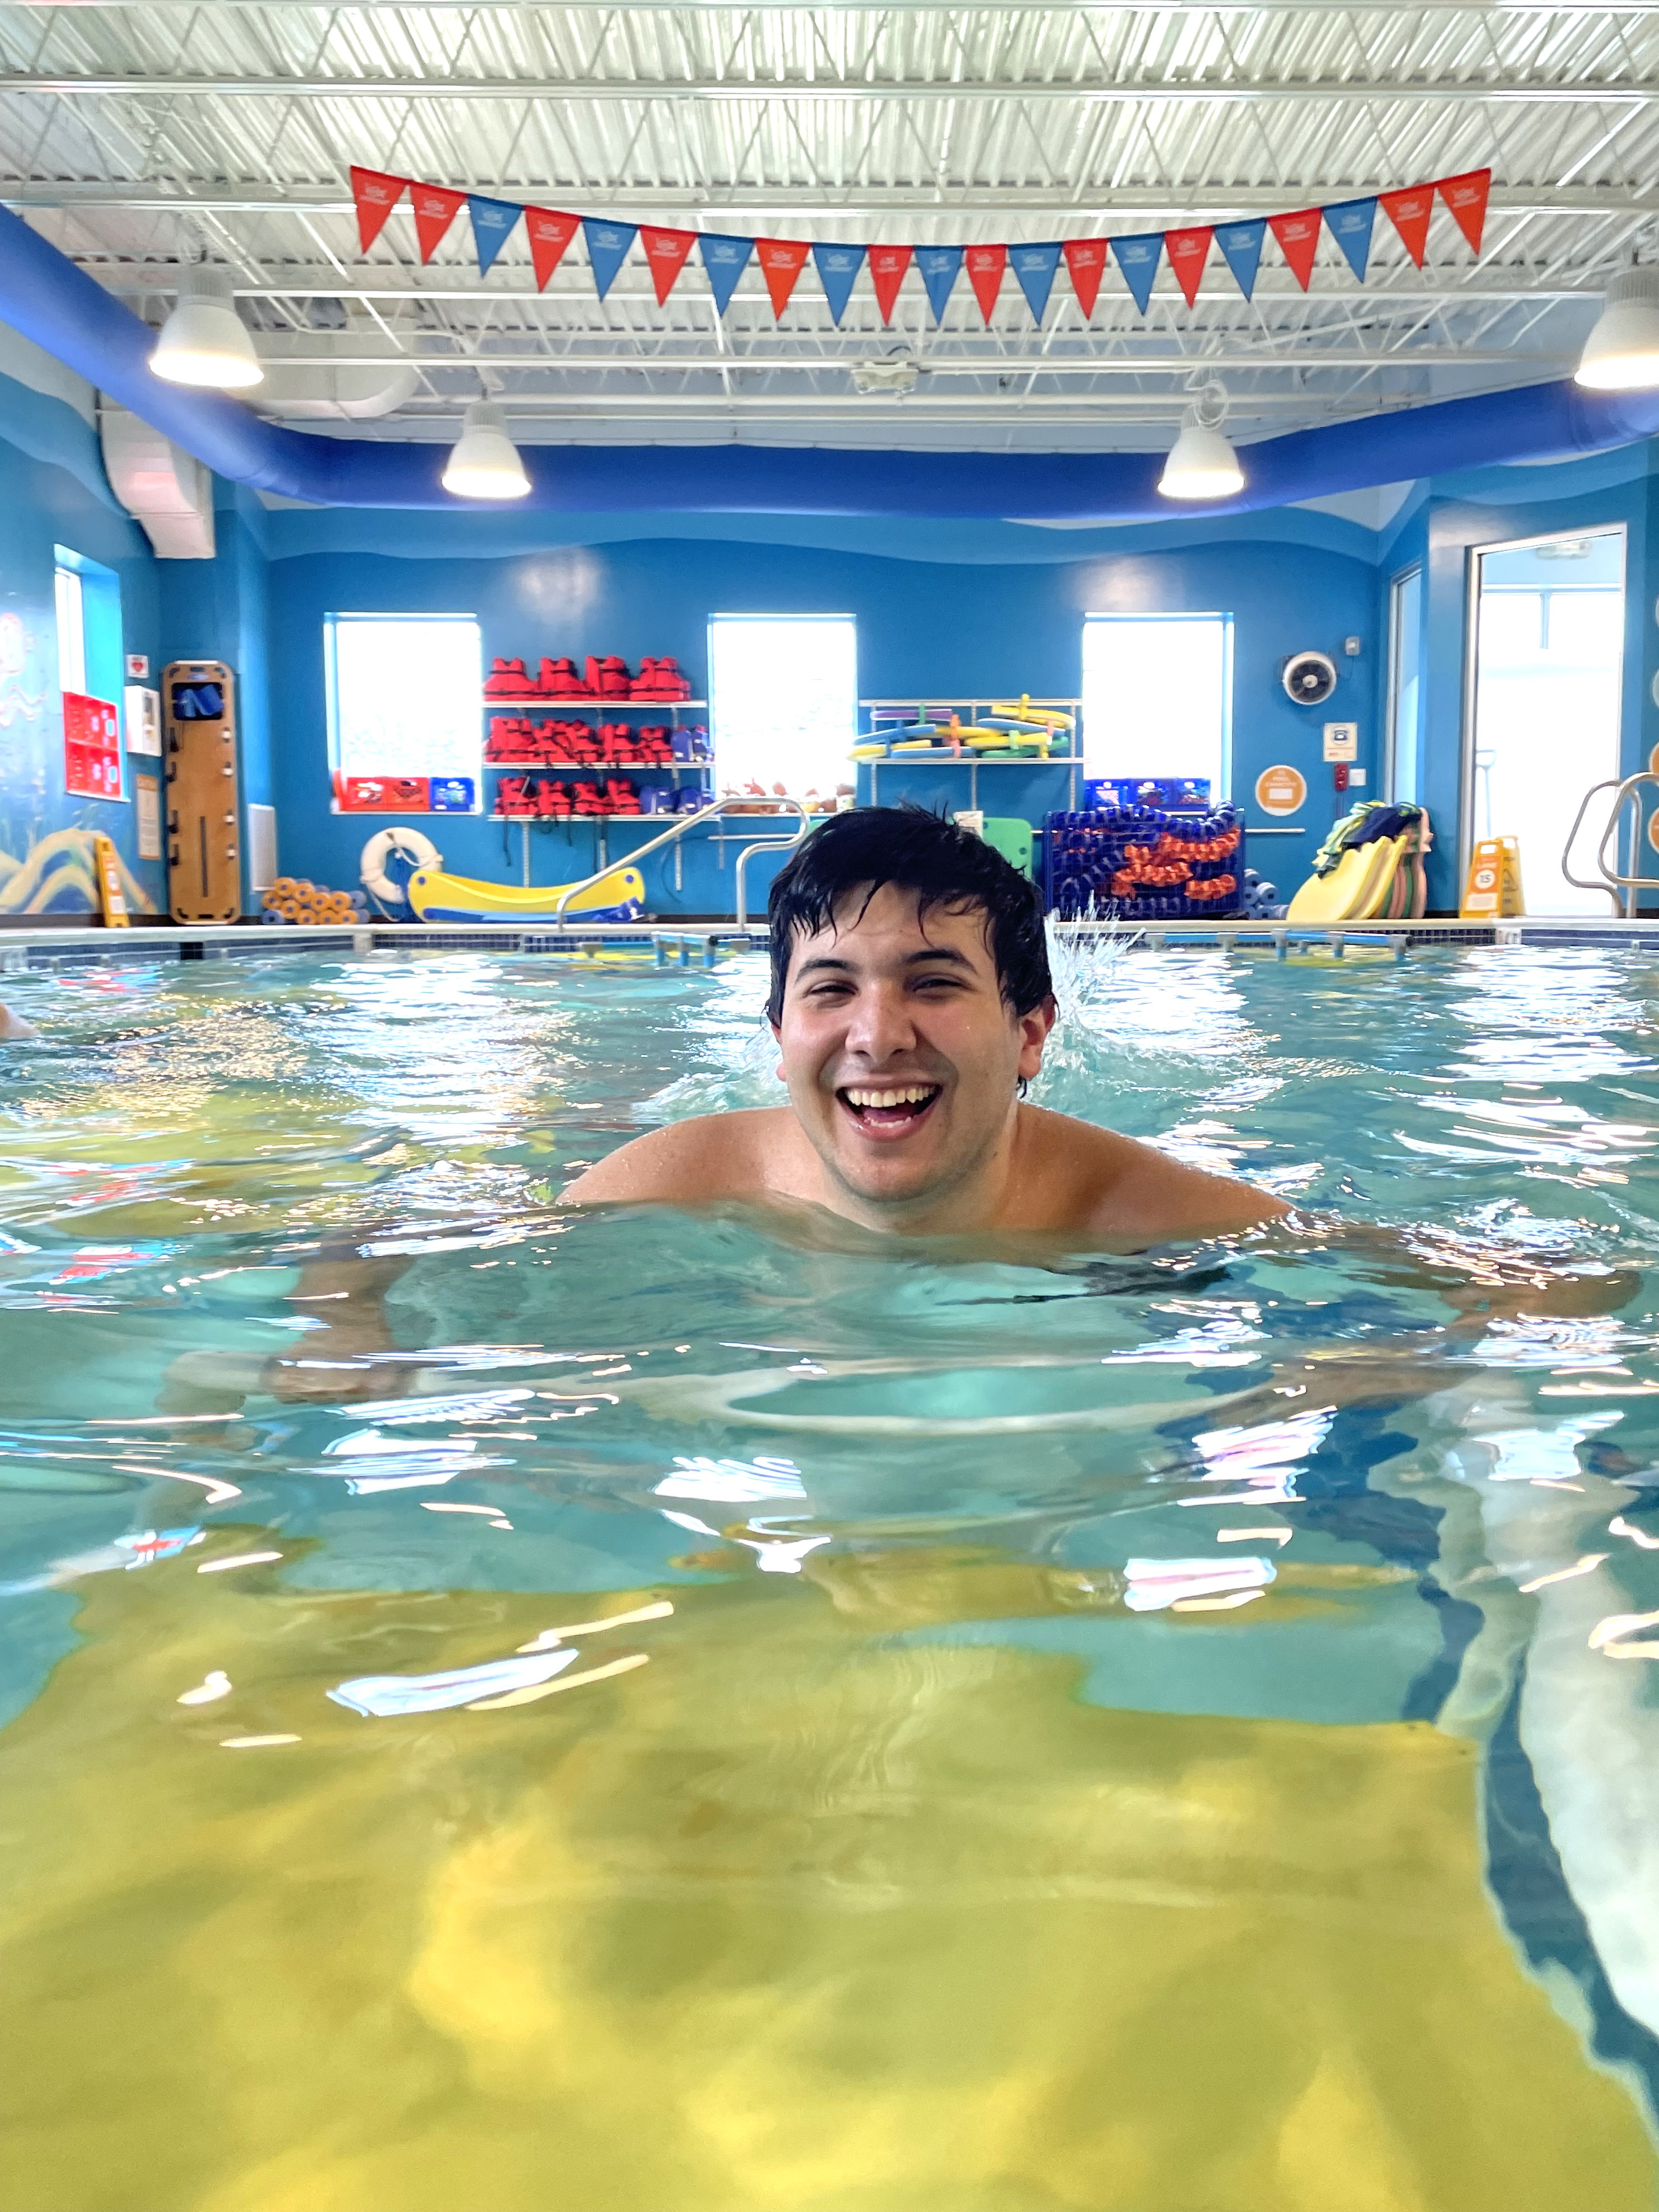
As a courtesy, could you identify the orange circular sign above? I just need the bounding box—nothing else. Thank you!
[1256,765,1307,816]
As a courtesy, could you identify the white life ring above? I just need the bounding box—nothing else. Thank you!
[360,825,441,905]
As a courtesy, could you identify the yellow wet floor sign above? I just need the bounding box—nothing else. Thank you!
[91,831,129,927]
[1460,836,1524,918]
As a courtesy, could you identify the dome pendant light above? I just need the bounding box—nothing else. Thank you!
[1158,383,1244,502]
[442,403,532,500]
[1575,267,1659,393]
[150,269,264,390]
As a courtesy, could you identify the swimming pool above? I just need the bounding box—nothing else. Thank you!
[3,937,1658,2210]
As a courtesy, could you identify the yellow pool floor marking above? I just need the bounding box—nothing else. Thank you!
[0,1545,1653,2212]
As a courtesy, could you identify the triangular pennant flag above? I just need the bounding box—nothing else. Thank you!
[813,242,866,326]
[410,183,467,264]
[467,194,523,279]
[639,225,697,306]
[583,218,638,302]
[1011,241,1063,325]
[757,237,812,319]
[1438,168,1491,256]
[1268,207,1322,291]
[1111,232,1163,315]
[915,245,963,325]
[1164,226,1213,309]
[966,244,1007,324]
[868,245,912,325]
[1378,184,1435,268]
[524,207,580,292]
[1062,238,1109,319]
[1214,218,1266,301]
[699,232,754,315]
[348,167,407,254]
[1323,196,1378,284]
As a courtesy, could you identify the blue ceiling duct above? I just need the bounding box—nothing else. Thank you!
[3,203,1656,520]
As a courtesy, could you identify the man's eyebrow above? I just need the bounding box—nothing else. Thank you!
[793,955,855,978]
[902,947,972,968]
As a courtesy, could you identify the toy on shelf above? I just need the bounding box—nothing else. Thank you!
[483,654,696,704]
[1286,802,1432,923]
[1086,777,1211,812]
[1045,803,1245,919]
[262,875,371,926]
[857,696,1077,766]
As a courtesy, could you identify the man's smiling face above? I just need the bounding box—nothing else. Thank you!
[773,881,1055,1223]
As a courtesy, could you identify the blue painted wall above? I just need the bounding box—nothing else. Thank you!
[261,527,1380,917]
[0,366,166,915]
[1,342,1656,922]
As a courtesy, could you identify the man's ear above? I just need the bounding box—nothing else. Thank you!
[770,1017,785,1080]
[1016,995,1057,1084]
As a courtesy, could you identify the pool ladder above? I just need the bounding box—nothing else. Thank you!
[549,793,815,930]
[1562,771,1659,917]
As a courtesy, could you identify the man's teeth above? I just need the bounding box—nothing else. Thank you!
[844,1086,938,1108]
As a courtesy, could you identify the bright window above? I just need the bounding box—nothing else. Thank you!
[325,614,482,793]
[54,562,86,695]
[709,615,856,802]
[1081,614,1233,797]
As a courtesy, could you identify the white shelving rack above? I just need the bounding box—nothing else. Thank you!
[857,697,1084,812]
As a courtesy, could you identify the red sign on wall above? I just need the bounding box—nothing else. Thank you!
[63,691,123,801]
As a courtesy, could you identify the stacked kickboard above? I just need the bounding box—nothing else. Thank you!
[1285,803,1433,925]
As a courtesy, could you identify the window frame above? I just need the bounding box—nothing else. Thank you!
[1079,611,1234,800]
[324,611,484,812]
[708,612,858,804]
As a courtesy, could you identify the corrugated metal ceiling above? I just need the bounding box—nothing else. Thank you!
[0,2,1652,448]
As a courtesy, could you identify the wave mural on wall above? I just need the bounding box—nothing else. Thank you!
[0,606,158,918]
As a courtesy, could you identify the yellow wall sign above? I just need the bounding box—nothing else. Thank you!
[1255,765,1307,816]
[1460,837,1525,919]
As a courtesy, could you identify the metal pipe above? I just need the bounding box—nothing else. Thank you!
[550,794,811,918]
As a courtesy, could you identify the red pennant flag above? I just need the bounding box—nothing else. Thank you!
[348,167,408,254]
[966,243,1007,324]
[868,244,913,325]
[1437,168,1492,256]
[1164,226,1214,309]
[1378,184,1435,268]
[525,207,580,291]
[639,225,697,306]
[410,183,467,264]
[1268,207,1322,292]
[757,237,812,319]
[1062,238,1109,320]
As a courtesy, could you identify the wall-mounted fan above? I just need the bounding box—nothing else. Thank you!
[1282,650,1338,706]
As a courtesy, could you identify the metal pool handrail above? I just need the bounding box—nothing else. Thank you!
[551,794,814,919]
[1562,772,1659,918]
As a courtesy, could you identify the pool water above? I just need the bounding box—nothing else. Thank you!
[4,939,1659,2210]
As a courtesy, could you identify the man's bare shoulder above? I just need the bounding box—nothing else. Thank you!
[1018,1104,1288,1241]
[560,1108,798,1207]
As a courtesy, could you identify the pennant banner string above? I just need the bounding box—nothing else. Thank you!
[348,165,1491,324]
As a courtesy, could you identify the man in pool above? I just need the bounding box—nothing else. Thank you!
[562,805,1286,1244]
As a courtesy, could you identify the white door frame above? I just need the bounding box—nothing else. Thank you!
[1458,522,1627,897]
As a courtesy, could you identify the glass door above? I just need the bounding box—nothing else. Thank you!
[1384,565,1423,804]
[1464,528,1626,914]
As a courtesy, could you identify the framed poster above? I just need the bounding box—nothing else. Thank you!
[63,691,123,801]
[135,774,162,861]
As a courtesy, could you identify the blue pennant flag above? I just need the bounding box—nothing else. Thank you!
[699,232,754,316]
[1010,241,1063,325]
[1215,218,1266,302]
[1111,232,1163,316]
[582,217,637,301]
[915,245,963,325]
[812,242,866,326]
[1323,196,1378,284]
[467,194,523,278]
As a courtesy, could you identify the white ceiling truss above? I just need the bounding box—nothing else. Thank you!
[0,1,1654,451]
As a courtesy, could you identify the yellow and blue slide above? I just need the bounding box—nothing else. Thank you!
[405,863,646,924]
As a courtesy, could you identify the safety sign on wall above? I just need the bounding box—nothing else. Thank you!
[63,691,123,802]
[1255,764,1307,816]
[1322,722,1358,763]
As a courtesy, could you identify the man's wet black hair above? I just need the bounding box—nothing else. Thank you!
[767,804,1053,1025]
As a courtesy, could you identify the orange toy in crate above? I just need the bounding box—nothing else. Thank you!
[262,875,370,927]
